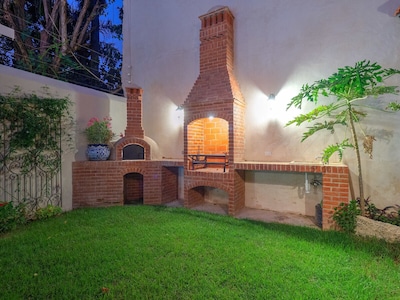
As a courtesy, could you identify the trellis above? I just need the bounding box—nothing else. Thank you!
[0,90,71,215]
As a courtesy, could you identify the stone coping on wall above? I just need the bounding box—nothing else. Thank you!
[157,158,346,173]
[233,161,347,173]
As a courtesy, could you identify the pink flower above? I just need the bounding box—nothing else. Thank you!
[84,116,115,144]
[87,117,99,127]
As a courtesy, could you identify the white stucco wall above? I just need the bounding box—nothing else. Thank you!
[0,65,126,211]
[123,0,400,212]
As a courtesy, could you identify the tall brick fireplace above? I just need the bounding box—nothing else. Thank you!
[183,6,246,215]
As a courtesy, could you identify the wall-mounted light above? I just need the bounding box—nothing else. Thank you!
[172,102,184,126]
[208,114,214,120]
[268,93,275,100]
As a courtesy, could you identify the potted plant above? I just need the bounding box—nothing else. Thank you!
[84,116,115,161]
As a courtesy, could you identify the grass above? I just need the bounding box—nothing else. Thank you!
[1,205,400,299]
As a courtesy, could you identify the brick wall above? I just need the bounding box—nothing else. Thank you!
[72,160,182,208]
[187,119,204,155]
[162,167,179,203]
[322,167,350,229]
[187,117,229,157]
[232,170,246,214]
[203,118,228,154]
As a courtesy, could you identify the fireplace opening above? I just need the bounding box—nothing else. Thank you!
[205,187,228,205]
[124,173,143,205]
[123,144,145,160]
[187,185,229,210]
[187,117,229,170]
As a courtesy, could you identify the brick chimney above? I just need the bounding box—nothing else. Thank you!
[199,6,235,79]
[112,87,150,160]
[125,87,144,139]
[184,6,245,163]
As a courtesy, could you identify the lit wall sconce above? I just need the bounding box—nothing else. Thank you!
[176,104,184,111]
[268,93,275,100]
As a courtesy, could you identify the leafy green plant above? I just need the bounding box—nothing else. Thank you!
[84,116,115,144]
[365,198,400,226]
[0,202,63,233]
[332,200,361,233]
[0,87,73,174]
[286,60,400,215]
[0,202,27,233]
[34,205,63,220]
[0,87,73,215]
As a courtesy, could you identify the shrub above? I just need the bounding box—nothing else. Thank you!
[0,202,27,233]
[332,200,361,233]
[365,199,400,226]
[35,205,63,220]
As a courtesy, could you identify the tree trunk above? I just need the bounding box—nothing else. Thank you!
[348,105,365,215]
[2,0,32,69]
[89,0,100,86]
[60,0,68,55]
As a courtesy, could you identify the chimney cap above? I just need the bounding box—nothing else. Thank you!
[199,6,234,22]
[207,5,227,13]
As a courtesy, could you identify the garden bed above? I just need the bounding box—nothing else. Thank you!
[356,216,400,243]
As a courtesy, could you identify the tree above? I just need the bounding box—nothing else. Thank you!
[286,60,400,215]
[0,0,122,94]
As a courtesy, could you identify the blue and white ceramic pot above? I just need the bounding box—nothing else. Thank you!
[86,144,111,161]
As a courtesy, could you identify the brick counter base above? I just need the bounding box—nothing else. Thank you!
[72,160,348,230]
[234,162,349,230]
[72,160,183,208]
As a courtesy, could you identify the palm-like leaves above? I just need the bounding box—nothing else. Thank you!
[286,60,400,161]
[287,60,400,110]
[286,60,400,215]
[322,140,354,164]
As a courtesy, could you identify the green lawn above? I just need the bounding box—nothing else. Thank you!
[1,205,399,299]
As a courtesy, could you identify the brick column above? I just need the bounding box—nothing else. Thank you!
[125,87,144,138]
[322,167,350,229]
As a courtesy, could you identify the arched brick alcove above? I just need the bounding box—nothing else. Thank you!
[124,172,143,204]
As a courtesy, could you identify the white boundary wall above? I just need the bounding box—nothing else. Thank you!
[123,0,400,212]
[0,65,127,210]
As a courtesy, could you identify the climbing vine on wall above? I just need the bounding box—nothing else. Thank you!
[0,87,73,210]
[0,87,73,173]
